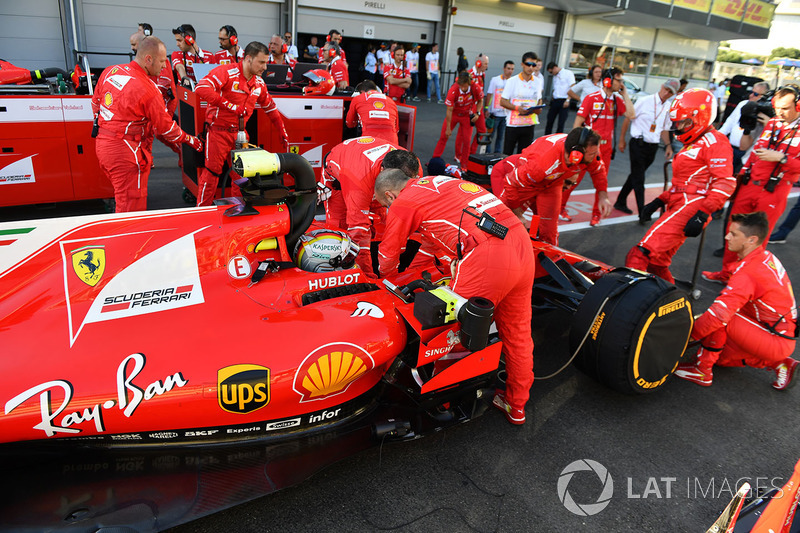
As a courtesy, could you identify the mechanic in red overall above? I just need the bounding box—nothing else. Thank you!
[561,68,634,225]
[703,85,800,284]
[675,212,798,389]
[468,54,489,155]
[323,137,420,276]
[494,128,610,245]
[194,41,289,207]
[383,45,411,103]
[213,25,244,65]
[322,44,349,90]
[432,71,483,168]
[375,170,535,425]
[268,34,297,80]
[626,88,736,283]
[92,37,202,212]
[171,24,213,86]
[317,30,347,63]
[346,80,399,145]
[130,33,179,154]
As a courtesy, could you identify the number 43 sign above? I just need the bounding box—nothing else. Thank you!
[363,25,375,39]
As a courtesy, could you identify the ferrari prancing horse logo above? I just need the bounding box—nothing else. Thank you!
[71,246,105,286]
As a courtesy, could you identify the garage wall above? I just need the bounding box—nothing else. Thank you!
[0,0,67,70]
[80,0,282,68]
[297,0,442,44]
[448,0,558,81]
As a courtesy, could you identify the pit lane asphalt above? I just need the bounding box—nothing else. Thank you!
[2,100,799,533]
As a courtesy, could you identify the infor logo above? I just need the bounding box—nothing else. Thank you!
[557,459,614,516]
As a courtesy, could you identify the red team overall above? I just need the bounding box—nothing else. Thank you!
[322,137,419,276]
[626,89,736,283]
[468,55,488,155]
[494,129,608,245]
[706,87,800,283]
[563,69,631,223]
[194,42,289,206]
[433,71,483,167]
[92,37,202,212]
[675,212,798,389]
[375,171,535,424]
[346,81,400,145]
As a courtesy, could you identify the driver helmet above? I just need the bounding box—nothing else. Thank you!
[303,69,335,96]
[669,88,717,144]
[294,229,359,273]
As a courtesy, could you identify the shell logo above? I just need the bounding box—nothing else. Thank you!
[373,101,385,109]
[459,182,482,194]
[104,92,113,107]
[357,136,376,144]
[293,342,375,402]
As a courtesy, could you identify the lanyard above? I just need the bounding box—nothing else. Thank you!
[767,118,800,152]
[653,95,668,125]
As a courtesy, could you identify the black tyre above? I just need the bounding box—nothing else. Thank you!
[569,268,693,394]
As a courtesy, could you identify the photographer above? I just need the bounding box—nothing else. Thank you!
[703,85,800,284]
[719,81,770,173]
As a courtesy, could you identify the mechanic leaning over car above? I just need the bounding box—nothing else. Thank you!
[625,88,736,283]
[92,36,203,213]
[492,127,609,246]
[702,84,800,285]
[346,80,400,145]
[322,137,420,276]
[194,41,289,207]
[375,169,535,425]
[562,67,634,226]
[674,212,798,390]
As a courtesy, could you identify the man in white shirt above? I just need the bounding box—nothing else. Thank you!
[544,61,576,135]
[425,43,442,103]
[501,51,543,155]
[485,60,514,153]
[376,42,392,91]
[719,81,770,173]
[405,43,420,101]
[614,78,679,216]
[283,32,298,59]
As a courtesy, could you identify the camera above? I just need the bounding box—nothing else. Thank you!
[739,91,775,132]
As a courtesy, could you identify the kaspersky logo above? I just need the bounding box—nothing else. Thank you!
[218,364,270,414]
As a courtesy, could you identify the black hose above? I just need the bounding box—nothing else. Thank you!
[277,152,317,250]
[31,68,70,81]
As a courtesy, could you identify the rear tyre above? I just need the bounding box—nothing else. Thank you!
[570,268,693,394]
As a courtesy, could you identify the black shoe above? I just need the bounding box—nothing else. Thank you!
[614,203,633,215]
[712,247,724,258]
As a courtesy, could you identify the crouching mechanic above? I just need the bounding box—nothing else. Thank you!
[625,88,736,283]
[375,169,535,425]
[675,212,798,390]
[92,36,203,212]
[323,137,420,277]
[195,41,289,206]
[492,128,610,245]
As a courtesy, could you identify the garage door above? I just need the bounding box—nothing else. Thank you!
[81,0,281,69]
[448,25,549,83]
[298,8,436,44]
[0,0,67,70]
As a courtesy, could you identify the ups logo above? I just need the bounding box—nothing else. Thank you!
[218,364,270,414]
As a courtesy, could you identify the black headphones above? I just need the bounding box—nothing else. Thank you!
[773,84,800,112]
[223,25,238,47]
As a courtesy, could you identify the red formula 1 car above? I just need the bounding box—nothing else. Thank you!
[0,149,693,530]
